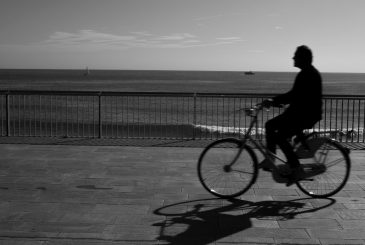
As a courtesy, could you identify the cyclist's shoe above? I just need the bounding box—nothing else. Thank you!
[271,167,288,183]
[286,166,305,186]
[258,159,273,172]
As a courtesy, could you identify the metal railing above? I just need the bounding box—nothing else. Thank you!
[1,90,365,142]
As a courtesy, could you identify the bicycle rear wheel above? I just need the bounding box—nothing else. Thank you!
[197,138,258,198]
[295,135,351,198]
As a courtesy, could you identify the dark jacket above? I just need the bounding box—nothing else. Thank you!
[272,65,322,127]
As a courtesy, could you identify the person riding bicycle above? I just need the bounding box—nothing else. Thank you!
[261,45,323,185]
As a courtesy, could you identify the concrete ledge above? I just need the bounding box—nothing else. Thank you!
[0,136,213,148]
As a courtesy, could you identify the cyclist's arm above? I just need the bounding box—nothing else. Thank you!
[271,90,293,107]
[262,90,293,108]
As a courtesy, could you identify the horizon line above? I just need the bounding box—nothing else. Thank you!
[0,68,364,74]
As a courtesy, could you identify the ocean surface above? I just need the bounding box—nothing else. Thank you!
[1,69,365,140]
[1,69,365,95]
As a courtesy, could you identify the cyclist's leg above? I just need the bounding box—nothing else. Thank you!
[261,115,286,170]
[265,115,287,154]
[273,117,307,184]
[275,131,300,168]
[274,114,304,169]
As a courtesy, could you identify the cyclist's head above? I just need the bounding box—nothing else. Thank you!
[293,45,313,68]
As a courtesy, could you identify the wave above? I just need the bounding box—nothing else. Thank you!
[194,124,365,139]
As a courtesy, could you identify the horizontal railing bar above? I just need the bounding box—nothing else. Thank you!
[0,90,275,97]
[1,90,365,99]
[0,90,100,96]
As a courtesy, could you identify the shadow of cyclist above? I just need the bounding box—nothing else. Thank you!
[153,197,335,244]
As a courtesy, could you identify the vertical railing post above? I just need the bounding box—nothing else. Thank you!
[6,91,10,136]
[98,92,102,138]
[193,93,197,140]
[65,96,68,137]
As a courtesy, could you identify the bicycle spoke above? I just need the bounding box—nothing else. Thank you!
[231,169,255,175]
[204,171,224,184]
[324,157,346,169]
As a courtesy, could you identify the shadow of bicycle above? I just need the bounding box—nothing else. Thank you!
[153,197,335,244]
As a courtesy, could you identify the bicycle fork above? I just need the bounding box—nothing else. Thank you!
[223,145,246,172]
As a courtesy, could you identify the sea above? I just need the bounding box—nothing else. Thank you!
[1,69,365,95]
[1,69,365,140]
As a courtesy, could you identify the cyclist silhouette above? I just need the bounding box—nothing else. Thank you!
[261,45,323,184]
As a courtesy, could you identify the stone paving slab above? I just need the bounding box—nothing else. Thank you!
[0,143,365,244]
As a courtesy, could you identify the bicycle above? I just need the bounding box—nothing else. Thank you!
[197,103,351,198]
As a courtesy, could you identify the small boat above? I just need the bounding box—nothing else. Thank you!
[244,71,255,75]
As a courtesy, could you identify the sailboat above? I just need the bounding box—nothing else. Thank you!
[84,66,90,76]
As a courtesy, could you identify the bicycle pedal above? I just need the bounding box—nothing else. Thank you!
[301,178,314,181]
[262,167,272,172]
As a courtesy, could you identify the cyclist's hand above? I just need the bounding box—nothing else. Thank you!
[261,99,273,108]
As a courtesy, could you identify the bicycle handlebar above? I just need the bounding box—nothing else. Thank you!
[236,102,265,111]
[238,102,285,117]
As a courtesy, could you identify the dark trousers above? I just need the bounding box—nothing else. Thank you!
[265,114,310,168]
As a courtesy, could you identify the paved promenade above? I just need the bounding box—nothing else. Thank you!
[1,140,365,244]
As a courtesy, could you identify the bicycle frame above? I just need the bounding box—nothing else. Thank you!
[240,105,287,165]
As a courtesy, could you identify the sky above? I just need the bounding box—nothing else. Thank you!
[0,0,364,72]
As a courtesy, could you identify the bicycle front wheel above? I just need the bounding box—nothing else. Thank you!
[295,135,351,198]
[197,138,258,198]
